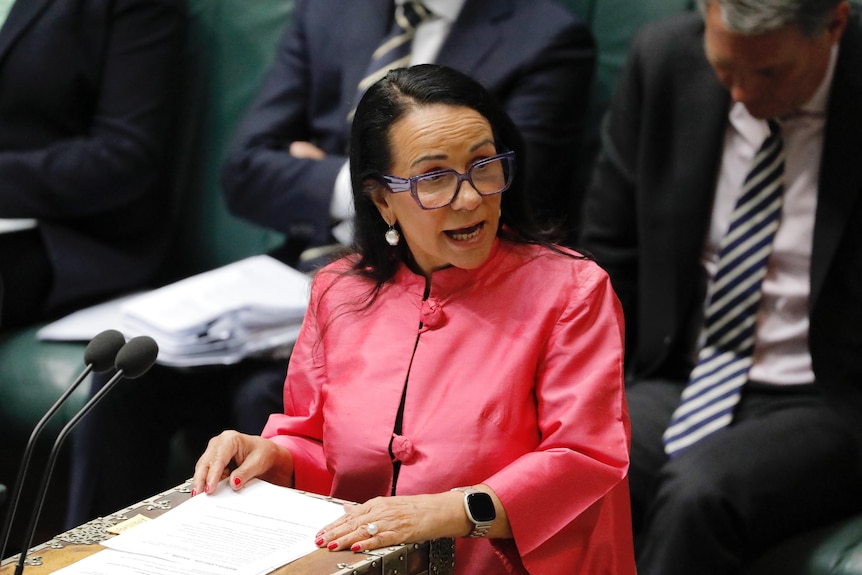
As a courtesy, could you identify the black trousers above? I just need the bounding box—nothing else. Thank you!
[628,378,862,575]
[64,359,287,528]
[0,229,52,328]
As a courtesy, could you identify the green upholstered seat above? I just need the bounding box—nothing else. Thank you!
[745,517,862,575]
[564,0,696,184]
[0,326,91,447]
[158,0,290,282]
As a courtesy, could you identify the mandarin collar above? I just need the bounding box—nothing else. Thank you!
[394,237,503,298]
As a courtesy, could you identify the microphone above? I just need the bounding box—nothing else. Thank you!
[11,335,158,575]
[0,329,125,561]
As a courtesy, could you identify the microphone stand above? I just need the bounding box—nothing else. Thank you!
[0,329,124,561]
[12,336,157,575]
[0,366,93,562]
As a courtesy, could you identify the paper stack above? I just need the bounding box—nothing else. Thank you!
[120,255,311,366]
[38,255,312,367]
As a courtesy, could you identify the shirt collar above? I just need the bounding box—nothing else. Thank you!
[0,0,16,29]
[395,0,465,23]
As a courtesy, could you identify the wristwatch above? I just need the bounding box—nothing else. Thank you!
[452,487,496,538]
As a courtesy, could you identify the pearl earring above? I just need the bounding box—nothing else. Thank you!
[385,225,400,246]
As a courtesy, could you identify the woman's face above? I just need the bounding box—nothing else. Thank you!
[371,104,502,277]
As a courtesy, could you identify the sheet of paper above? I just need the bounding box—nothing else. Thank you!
[51,548,234,575]
[36,293,138,341]
[53,480,345,575]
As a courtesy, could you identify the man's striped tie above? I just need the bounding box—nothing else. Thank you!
[663,120,785,457]
[348,2,433,120]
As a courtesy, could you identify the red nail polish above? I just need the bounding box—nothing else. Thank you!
[351,543,361,552]
[233,477,241,487]
[327,542,338,551]
[204,484,210,494]
[191,489,197,497]
[315,537,324,546]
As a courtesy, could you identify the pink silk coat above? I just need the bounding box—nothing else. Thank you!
[262,239,636,574]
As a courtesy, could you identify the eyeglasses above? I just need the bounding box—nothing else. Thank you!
[380,151,515,210]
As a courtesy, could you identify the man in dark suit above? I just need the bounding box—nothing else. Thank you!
[580,0,862,572]
[0,0,185,328]
[223,0,595,263]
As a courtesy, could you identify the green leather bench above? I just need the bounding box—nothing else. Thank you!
[0,0,292,549]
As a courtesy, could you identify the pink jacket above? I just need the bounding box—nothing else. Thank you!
[263,239,635,574]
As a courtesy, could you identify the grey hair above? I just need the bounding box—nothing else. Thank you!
[696,0,843,36]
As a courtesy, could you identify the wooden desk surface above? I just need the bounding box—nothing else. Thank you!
[0,481,443,575]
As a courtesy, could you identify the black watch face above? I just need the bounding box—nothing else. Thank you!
[467,492,496,522]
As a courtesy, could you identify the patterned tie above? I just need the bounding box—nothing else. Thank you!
[348,2,432,120]
[663,120,785,457]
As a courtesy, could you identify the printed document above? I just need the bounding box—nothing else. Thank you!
[37,255,311,366]
[52,480,345,575]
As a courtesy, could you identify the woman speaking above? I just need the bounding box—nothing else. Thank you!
[192,64,635,574]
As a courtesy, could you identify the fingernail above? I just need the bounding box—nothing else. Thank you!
[327,542,338,551]
[191,489,197,497]
[351,543,361,552]
[204,483,210,494]
[315,537,324,546]
[233,477,241,487]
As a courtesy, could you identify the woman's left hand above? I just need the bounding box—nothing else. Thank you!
[316,491,470,552]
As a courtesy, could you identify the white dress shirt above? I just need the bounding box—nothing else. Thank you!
[0,0,15,26]
[704,46,838,386]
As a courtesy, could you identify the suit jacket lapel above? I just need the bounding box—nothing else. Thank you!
[435,0,512,74]
[811,15,862,307]
[671,71,728,278]
[0,0,55,65]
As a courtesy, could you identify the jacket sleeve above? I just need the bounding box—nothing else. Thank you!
[483,261,633,574]
[221,0,345,248]
[577,25,647,356]
[0,0,184,218]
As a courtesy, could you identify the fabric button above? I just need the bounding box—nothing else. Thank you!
[420,297,446,329]
[390,433,416,463]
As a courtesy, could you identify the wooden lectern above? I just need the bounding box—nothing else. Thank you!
[0,481,454,575]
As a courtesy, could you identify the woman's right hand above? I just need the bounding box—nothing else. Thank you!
[191,430,295,496]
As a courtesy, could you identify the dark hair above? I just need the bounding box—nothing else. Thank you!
[348,63,557,288]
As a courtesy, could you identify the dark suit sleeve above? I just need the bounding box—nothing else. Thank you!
[221,0,346,249]
[580,14,729,377]
[0,0,185,219]
[578,25,646,352]
[493,9,595,240]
